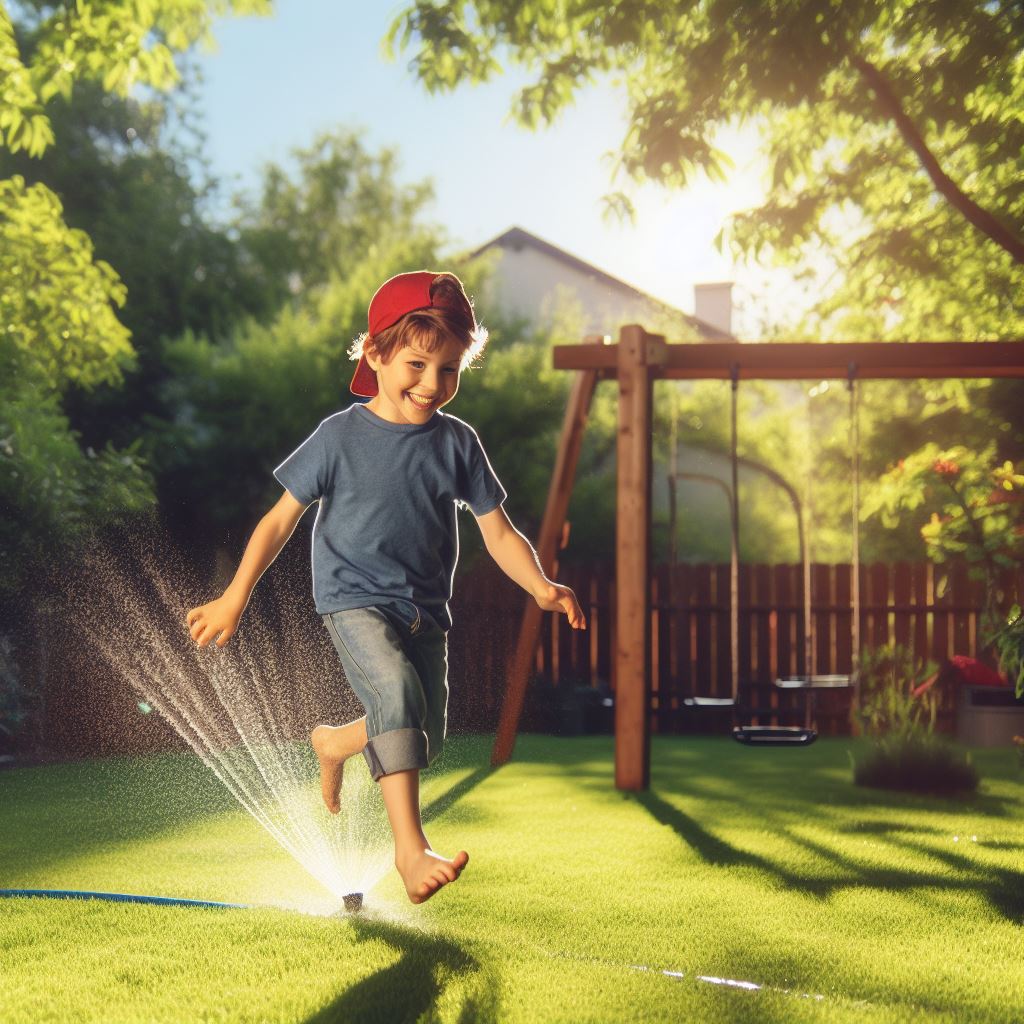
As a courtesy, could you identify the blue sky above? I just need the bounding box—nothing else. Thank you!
[195,1,792,337]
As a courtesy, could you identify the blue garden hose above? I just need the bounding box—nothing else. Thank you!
[0,889,249,909]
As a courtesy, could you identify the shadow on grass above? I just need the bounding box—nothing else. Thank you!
[633,789,1024,926]
[891,832,1024,924]
[306,918,499,1024]
[0,752,242,878]
[422,765,495,826]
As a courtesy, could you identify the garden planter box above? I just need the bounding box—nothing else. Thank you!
[956,685,1024,747]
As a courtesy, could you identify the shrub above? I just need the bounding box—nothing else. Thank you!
[851,735,978,795]
[851,644,978,795]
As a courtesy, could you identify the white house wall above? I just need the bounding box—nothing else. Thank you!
[480,244,696,340]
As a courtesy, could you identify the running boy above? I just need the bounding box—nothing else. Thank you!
[186,270,586,905]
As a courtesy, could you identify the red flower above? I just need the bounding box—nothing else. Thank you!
[933,459,961,478]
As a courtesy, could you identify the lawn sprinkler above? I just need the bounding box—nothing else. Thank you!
[342,892,363,913]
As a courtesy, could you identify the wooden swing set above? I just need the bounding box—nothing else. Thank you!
[490,327,1024,790]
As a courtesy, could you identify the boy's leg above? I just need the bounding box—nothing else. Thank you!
[311,716,368,814]
[411,626,449,767]
[378,767,468,904]
[319,605,467,902]
[317,606,424,814]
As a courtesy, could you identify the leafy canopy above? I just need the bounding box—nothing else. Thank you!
[1,1,270,157]
[387,0,1024,339]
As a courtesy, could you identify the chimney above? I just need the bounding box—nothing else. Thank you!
[694,281,733,338]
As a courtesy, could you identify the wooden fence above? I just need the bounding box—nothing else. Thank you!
[450,559,1024,736]
[11,548,1020,756]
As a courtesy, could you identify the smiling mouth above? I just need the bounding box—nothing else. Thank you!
[406,393,436,409]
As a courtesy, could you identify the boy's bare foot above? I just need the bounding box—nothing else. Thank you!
[311,723,366,813]
[396,847,469,904]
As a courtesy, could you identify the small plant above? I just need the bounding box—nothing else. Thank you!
[853,644,938,742]
[987,604,1024,699]
[852,734,980,794]
[851,643,978,795]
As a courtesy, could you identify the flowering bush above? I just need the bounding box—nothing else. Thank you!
[863,444,1024,655]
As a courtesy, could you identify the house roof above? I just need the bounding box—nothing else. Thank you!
[470,226,733,340]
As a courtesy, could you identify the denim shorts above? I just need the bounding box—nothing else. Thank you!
[321,599,448,781]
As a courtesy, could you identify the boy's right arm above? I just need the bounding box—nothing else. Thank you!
[186,490,309,648]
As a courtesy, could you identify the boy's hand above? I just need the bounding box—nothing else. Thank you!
[533,581,587,630]
[186,594,244,648]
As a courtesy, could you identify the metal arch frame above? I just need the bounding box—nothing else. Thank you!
[682,364,861,745]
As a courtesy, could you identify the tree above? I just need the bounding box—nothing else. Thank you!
[149,128,454,540]
[0,333,154,602]
[386,0,1024,341]
[0,1,272,738]
[862,443,1024,628]
[232,130,440,319]
[0,66,273,455]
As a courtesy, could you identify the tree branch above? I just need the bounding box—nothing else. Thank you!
[851,54,1024,265]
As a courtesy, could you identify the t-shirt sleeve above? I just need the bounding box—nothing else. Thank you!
[457,427,507,516]
[273,422,326,506]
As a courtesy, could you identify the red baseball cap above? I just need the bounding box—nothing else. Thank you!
[349,271,473,398]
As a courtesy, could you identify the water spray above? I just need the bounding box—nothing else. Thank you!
[44,528,394,914]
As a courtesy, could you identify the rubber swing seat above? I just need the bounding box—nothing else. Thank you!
[732,726,817,746]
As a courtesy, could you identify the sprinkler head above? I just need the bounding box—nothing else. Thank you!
[342,892,363,914]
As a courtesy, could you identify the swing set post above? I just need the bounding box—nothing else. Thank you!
[614,326,665,790]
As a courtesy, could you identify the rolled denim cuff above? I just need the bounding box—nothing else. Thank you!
[363,728,428,781]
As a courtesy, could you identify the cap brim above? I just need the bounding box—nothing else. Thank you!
[349,355,378,397]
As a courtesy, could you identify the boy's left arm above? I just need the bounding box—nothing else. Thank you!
[475,506,587,630]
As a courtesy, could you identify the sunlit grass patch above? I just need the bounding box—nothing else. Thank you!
[1,734,1021,1023]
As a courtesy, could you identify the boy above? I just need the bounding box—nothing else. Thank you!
[186,270,586,905]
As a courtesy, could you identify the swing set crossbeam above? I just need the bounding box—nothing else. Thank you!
[554,339,1024,380]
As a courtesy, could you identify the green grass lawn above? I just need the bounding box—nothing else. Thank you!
[1,734,1021,1023]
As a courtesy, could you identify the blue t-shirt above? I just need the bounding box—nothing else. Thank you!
[273,403,507,631]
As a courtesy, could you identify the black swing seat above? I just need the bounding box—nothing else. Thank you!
[683,677,855,746]
[732,725,817,746]
[682,696,818,746]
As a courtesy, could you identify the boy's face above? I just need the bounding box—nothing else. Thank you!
[364,334,464,425]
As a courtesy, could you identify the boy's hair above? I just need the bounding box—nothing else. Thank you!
[348,273,489,373]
